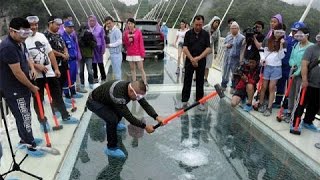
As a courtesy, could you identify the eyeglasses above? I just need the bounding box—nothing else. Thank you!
[49,18,63,25]
[316,35,320,42]
[26,16,39,23]
[274,30,286,37]
[10,28,33,38]
[129,83,146,101]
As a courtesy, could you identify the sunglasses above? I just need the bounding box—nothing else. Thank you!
[49,18,63,25]
[316,35,320,42]
[26,16,39,23]
[10,28,33,38]
[129,84,146,101]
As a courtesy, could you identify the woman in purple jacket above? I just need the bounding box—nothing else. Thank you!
[88,15,106,83]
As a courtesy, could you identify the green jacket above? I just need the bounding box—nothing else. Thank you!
[289,41,313,76]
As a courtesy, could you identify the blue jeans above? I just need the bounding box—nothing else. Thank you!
[80,57,94,85]
[221,58,239,88]
[110,53,122,80]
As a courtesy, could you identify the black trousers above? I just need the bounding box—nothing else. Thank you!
[33,77,69,120]
[294,86,320,124]
[58,62,68,91]
[182,59,206,102]
[2,91,35,145]
[86,97,121,148]
[92,63,106,80]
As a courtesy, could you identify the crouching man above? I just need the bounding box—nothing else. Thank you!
[231,54,260,112]
[86,80,164,158]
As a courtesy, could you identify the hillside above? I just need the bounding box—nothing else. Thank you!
[0,0,319,38]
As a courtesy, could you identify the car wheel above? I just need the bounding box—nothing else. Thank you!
[157,52,164,60]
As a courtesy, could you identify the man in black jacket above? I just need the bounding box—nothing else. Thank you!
[86,80,164,158]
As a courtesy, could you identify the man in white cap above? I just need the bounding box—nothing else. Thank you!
[221,21,245,94]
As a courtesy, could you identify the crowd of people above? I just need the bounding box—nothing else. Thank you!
[0,11,320,162]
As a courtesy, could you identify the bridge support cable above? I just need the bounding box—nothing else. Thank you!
[93,0,105,21]
[189,0,204,25]
[165,0,178,24]
[300,0,315,22]
[89,0,103,23]
[134,0,143,19]
[78,0,88,18]
[95,0,106,17]
[97,0,113,18]
[160,0,172,22]
[149,2,161,20]
[85,0,94,15]
[65,0,81,26]
[172,0,189,28]
[156,0,166,20]
[218,0,234,30]
[41,0,52,16]
[109,0,121,21]
[144,3,158,20]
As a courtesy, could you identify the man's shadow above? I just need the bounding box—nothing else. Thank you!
[96,131,128,180]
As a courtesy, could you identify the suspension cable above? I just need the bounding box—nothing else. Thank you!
[41,0,52,16]
[96,0,107,17]
[160,0,172,22]
[65,0,81,25]
[134,0,143,19]
[165,0,178,23]
[190,0,204,25]
[93,0,105,21]
[89,0,103,23]
[78,0,88,18]
[85,0,94,15]
[151,1,161,20]
[172,0,189,28]
[109,0,121,21]
[156,0,166,20]
[300,0,315,22]
[218,0,234,30]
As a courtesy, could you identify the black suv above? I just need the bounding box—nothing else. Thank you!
[123,19,165,59]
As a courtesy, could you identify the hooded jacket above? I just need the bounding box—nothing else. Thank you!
[204,16,221,54]
[87,15,106,63]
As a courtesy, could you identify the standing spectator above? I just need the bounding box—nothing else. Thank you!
[61,20,83,99]
[285,27,313,121]
[266,14,283,38]
[123,18,147,85]
[78,23,95,91]
[242,21,265,63]
[59,14,83,93]
[221,21,245,94]
[175,15,211,111]
[160,22,169,45]
[0,17,44,157]
[88,15,106,83]
[258,24,286,116]
[174,20,188,75]
[26,15,78,124]
[204,16,221,86]
[273,21,305,108]
[44,16,70,104]
[294,32,320,131]
[105,16,123,80]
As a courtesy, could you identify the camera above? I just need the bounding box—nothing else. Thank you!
[243,26,259,39]
[233,65,249,80]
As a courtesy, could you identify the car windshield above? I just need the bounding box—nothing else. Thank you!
[135,22,158,32]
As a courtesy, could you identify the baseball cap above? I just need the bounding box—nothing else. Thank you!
[64,20,74,27]
[291,21,305,31]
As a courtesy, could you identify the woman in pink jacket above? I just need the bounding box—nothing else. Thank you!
[123,18,147,85]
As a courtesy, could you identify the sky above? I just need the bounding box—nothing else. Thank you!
[118,0,138,6]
